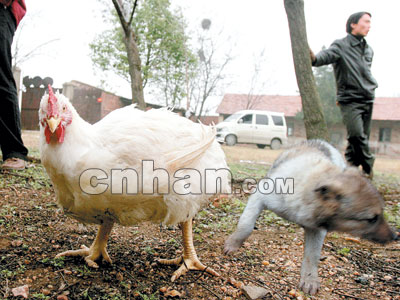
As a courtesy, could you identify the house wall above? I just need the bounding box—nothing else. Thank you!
[369,120,400,155]
[68,84,102,124]
[100,92,125,119]
[287,117,400,155]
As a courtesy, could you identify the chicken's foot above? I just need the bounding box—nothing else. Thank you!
[158,219,220,282]
[56,221,114,268]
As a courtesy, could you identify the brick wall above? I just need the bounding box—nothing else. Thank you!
[100,92,126,119]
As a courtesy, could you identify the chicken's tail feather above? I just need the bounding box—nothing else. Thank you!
[166,124,216,172]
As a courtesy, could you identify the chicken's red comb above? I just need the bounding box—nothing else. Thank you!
[47,84,58,117]
[48,84,57,103]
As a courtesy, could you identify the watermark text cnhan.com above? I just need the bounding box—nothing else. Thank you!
[79,160,294,196]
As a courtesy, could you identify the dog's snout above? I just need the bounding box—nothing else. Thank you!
[363,223,398,244]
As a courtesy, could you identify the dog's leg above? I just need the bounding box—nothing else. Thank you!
[224,193,265,254]
[299,227,327,295]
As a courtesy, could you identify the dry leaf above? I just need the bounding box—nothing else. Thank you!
[12,285,29,299]
[228,277,243,289]
[344,237,361,244]
[11,240,23,247]
[164,289,182,297]
[288,289,300,297]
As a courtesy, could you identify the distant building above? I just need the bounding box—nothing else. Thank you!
[217,93,400,155]
[62,80,131,124]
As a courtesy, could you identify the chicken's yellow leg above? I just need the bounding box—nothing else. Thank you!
[56,221,114,268]
[158,219,220,282]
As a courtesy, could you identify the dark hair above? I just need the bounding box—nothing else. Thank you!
[346,12,371,33]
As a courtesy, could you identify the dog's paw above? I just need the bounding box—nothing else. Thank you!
[223,236,241,254]
[299,277,320,295]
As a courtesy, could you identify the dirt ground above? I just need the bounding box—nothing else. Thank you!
[1,131,400,300]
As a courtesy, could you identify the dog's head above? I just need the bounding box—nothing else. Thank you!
[313,167,397,244]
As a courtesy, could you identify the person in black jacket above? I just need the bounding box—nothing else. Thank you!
[0,1,28,170]
[310,12,377,179]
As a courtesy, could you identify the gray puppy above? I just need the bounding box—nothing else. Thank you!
[224,140,397,295]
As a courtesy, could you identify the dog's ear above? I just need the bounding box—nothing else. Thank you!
[313,184,342,230]
[315,185,343,201]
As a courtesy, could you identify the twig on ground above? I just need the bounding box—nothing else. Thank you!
[333,290,367,300]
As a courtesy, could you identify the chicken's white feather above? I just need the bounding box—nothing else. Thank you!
[39,94,230,227]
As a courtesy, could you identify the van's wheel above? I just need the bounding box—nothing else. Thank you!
[225,135,237,146]
[270,139,282,150]
[256,144,266,149]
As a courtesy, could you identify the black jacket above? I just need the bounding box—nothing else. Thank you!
[312,34,378,103]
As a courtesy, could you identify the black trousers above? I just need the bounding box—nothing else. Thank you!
[339,101,374,174]
[0,6,28,161]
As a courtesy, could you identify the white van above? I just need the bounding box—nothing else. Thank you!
[216,110,287,149]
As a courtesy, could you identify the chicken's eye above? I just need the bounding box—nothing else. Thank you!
[62,105,67,112]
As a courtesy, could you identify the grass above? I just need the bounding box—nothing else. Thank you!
[228,162,269,181]
[337,247,351,256]
[0,163,52,190]
[40,257,65,268]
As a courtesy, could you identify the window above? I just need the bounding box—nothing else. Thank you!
[239,114,253,124]
[256,114,269,125]
[379,128,391,142]
[271,115,284,126]
[224,114,240,122]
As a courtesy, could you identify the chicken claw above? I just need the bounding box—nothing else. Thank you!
[56,222,114,268]
[159,255,219,282]
[56,244,112,268]
[158,220,220,281]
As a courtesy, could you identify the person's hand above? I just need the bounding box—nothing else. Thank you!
[309,49,316,63]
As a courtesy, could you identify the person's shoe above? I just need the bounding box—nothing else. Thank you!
[1,158,26,170]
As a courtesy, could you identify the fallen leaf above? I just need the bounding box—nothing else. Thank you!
[288,289,298,297]
[164,289,182,297]
[228,277,243,289]
[12,285,29,299]
[11,240,23,247]
[384,275,393,281]
[344,237,361,244]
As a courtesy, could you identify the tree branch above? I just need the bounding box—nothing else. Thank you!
[128,0,139,27]
[112,0,129,35]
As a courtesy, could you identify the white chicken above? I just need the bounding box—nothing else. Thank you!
[39,85,230,281]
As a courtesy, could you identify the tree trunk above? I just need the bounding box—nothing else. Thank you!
[284,0,329,141]
[125,30,146,110]
[111,0,146,110]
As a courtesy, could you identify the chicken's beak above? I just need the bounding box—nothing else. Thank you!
[47,117,61,133]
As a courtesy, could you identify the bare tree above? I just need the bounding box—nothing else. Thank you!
[284,0,329,140]
[111,0,146,110]
[245,49,269,109]
[12,14,59,72]
[189,19,233,120]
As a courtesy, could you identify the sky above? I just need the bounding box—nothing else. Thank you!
[15,0,400,109]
